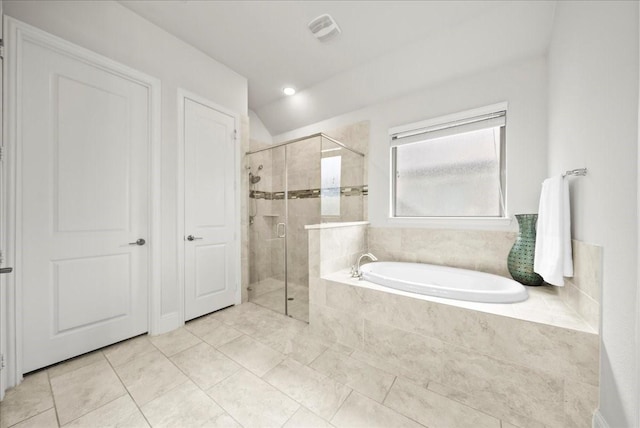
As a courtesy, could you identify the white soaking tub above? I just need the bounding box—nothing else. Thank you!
[360,261,528,303]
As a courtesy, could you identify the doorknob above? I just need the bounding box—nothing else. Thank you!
[186,235,203,241]
[0,267,13,274]
[128,238,146,246]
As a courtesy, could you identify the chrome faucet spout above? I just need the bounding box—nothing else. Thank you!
[352,253,378,280]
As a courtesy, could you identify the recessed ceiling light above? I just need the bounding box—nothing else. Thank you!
[283,87,296,96]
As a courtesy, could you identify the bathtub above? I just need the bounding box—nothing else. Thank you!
[360,261,528,303]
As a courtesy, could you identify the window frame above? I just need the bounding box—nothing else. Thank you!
[388,102,510,225]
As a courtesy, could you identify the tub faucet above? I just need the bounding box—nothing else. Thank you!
[351,253,378,280]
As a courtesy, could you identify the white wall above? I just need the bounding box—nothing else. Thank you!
[547,2,639,427]
[274,55,548,231]
[3,1,248,330]
[249,109,272,144]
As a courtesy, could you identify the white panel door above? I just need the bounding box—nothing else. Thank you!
[20,32,150,372]
[183,97,236,321]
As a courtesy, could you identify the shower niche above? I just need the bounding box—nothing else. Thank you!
[246,133,366,322]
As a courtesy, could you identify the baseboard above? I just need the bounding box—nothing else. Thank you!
[593,410,610,428]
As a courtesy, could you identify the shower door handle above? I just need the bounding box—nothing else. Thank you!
[276,223,286,238]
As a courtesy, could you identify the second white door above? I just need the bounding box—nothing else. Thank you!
[182,95,237,321]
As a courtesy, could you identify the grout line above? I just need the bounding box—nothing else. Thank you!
[103,349,154,428]
[381,375,397,405]
[328,388,353,422]
[45,366,62,427]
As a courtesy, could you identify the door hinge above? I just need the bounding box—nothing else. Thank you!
[0,250,4,264]
[0,146,4,162]
[0,354,5,370]
[233,129,237,141]
[0,39,4,60]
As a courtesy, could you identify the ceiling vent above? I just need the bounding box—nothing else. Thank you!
[308,14,341,42]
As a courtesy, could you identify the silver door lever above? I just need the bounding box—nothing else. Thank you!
[129,239,146,246]
[0,267,13,274]
[186,235,203,241]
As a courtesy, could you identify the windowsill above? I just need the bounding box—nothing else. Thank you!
[386,216,515,231]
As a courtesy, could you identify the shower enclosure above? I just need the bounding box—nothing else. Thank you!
[246,133,365,322]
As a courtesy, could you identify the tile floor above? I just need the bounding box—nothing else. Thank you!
[1,302,511,428]
[249,279,310,322]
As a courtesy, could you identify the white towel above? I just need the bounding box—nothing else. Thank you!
[534,175,573,286]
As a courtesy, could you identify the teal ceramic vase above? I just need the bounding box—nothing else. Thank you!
[507,214,544,286]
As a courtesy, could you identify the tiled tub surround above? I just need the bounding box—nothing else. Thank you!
[309,224,599,428]
[559,240,602,332]
[369,227,602,331]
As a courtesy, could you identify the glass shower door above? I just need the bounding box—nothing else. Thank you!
[247,146,287,316]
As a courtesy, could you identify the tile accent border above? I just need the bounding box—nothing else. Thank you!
[250,185,368,201]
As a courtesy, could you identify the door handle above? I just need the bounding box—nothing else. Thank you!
[128,238,146,246]
[0,267,13,274]
[186,235,203,241]
[276,223,286,238]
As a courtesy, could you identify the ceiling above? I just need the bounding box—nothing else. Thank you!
[119,1,556,136]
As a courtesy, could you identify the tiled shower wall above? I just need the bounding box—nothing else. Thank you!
[244,121,369,298]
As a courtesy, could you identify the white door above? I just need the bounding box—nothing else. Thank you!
[19,28,151,372]
[182,95,236,321]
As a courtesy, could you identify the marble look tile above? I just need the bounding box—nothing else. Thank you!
[184,314,223,338]
[149,327,201,357]
[331,392,422,428]
[208,369,299,427]
[309,304,363,349]
[64,395,148,428]
[564,379,599,428]
[201,324,244,348]
[10,409,58,428]
[0,371,54,428]
[363,319,442,385]
[213,302,292,338]
[500,423,521,428]
[170,342,241,389]
[218,335,285,376]
[141,381,239,428]
[47,351,105,380]
[384,377,500,428]
[258,324,328,365]
[283,407,334,428]
[309,349,395,403]
[114,349,189,406]
[572,240,602,301]
[264,359,351,420]
[427,381,546,428]
[103,335,156,367]
[50,359,126,425]
[440,345,564,427]
[309,277,327,306]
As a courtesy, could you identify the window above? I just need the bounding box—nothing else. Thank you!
[390,108,506,218]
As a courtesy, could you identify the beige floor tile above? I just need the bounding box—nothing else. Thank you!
[184,314,223,338]
[213,302,293,338]
[310,349,396,402]
[114,349,189,406]
[331,392,423,428]
[170,342,241,389]
[208,369,300,427]
[64,395,148,427]
[384,377,500,428]
[218,335,285,376]
[149,327,201,357]
[0,371,54,428]
[11,409,58,428]
[501,423,521,428]
[50,359,126,425]
[263,359,351,420]
[47,351,105,380]
[103,335,157,367]
[258,324,328,365]
[283,407,334,428]
[201,324,244,348]
[141,382,240,428]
